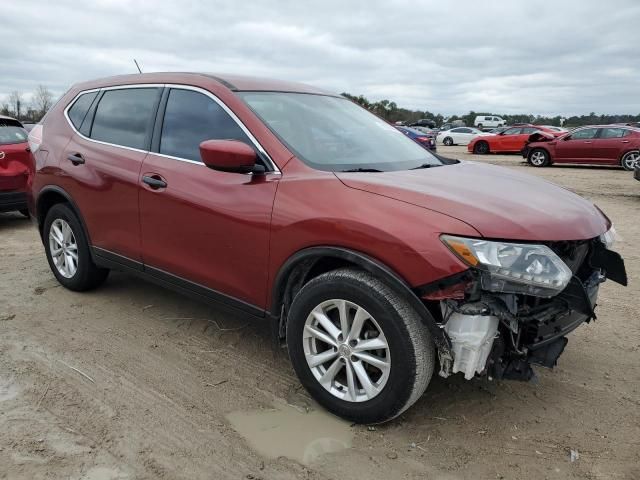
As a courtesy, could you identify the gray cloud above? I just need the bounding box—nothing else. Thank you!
[3,0,639,115]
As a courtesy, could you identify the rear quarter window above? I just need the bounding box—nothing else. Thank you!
[67,91,99,130]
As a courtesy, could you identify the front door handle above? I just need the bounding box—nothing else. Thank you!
[142,175,167,189]
[583,141,592,144]
[622,140,630,143]
[67,152,85,165]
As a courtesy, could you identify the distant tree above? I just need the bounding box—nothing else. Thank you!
[32,85,54,117]
[8,91,24,118]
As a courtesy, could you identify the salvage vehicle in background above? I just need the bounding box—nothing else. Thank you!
[437,127,489,146]
[524,125,640,170]
[468,125,562,154]
[396,125,437,151]
[0,115,31,216]
[474,115,505,130]
[28,72,627,423]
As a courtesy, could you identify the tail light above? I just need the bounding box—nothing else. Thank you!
[417,136,431,144]
[28,124,43,153]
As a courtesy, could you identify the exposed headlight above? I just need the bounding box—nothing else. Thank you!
[441,235,572,297]
[600,225,617,250]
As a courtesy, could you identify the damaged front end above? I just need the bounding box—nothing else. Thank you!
[521,131,555,159]
[419,232,627,382]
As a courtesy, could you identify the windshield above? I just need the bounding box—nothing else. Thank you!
[0,126,28,145]
[238,92,443,171]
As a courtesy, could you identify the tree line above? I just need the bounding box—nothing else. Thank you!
[341,92,640,128]
[1,86,54,122]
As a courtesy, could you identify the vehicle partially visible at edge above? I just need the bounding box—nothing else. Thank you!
[0,115,31,216]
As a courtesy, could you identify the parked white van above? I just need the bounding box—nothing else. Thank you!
[474,115,505,129]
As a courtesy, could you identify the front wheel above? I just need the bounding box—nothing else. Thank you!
[528,148,550,167]
[473,141,489,154]
[620,151,639,171]
[286,268,434,424]
[43,203,109,291]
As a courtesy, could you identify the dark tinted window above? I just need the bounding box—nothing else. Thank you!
[91,88,159,149]
[68,91,98,130]
[160,89,251,162]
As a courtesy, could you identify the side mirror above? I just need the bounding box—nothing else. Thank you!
[199,139,264,174]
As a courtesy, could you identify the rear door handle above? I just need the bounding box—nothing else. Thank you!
[67,152,85,165]
[622,140,630,143]
[583,141,592,144]
[142,175,167,189]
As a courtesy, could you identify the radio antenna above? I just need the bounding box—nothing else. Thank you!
[133,59,143,74]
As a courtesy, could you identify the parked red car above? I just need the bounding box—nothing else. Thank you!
[28,73,626,423]
[468,125,562,154]
[0,115,31,216]
[523,125,640,170]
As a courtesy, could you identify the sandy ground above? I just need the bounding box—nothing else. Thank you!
[1,147,639,479]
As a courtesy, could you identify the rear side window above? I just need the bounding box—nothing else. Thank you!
[67,91,98,130]
[503,128,521,135]
[159,89,251,162]
[90,88,159,150]
[521,127,538,134]
[600,128,626,139]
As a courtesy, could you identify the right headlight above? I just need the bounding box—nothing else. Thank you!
[441,235,572,297]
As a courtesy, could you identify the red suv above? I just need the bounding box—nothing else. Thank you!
[0,115,31,216]
[29,73,627,423]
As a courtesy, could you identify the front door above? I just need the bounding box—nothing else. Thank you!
[139,87,279,310]
[554,127,599,163]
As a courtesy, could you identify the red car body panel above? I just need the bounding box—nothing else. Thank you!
[468,125,562,154]
[30,73,611,314]
[526,126,640,166]
[0,140,31,191]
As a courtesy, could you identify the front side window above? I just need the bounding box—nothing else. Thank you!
[159,89,252,162]
[68,91,98,130]
[600,128,626,139]
[457,128,472,134]
[239,92,443,172]
[503,128,521,135]
[90,88,159,150]
[570,128,598,140]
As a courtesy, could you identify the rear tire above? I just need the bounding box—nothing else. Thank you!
[443,137,453,146]
[477,123,483,130]
[43,203,109,291]
[473,141,489,154]
[528,148,550,167]
[620,151,639,171]
[286,268,434,424]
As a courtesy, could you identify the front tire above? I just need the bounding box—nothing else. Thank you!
[620,151,639,171]
[528,148,550,167]
[473,141,489,154]
[443,137,453,146]
[43,203,109,291]
[286,268,434,424]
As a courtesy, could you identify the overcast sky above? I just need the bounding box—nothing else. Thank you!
[3,0,639,116]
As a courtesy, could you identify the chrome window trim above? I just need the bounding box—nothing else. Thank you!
[63,83,280,173]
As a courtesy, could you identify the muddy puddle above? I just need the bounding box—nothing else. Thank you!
[227,402,353,465]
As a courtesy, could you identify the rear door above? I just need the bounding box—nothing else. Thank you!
[62,86,162,261]
[139,86,279,309]
[554,128,598,163]
[595,127,630,164]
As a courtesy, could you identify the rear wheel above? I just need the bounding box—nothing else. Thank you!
[443,137,453,146]
[528,148,550,167]
[473,141,489,154]
[43,203,109,291]
[477,123,483,130]
[620,151,639,171]
[286,268,434,424]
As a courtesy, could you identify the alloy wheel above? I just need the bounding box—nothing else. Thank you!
[303,299,391,403]
[530,150,547,166]
[621,151,639,171]
[49,218,79,278]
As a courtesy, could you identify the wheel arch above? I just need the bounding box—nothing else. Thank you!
[269,246,451,355]
[528,145,552,164]
[36,186,91,245]
[619,148,639,166]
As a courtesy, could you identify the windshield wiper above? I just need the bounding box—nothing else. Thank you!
[410,163,441,170]
[340,167,384,172]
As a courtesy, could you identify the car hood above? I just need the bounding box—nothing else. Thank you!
[335,161,608,241]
